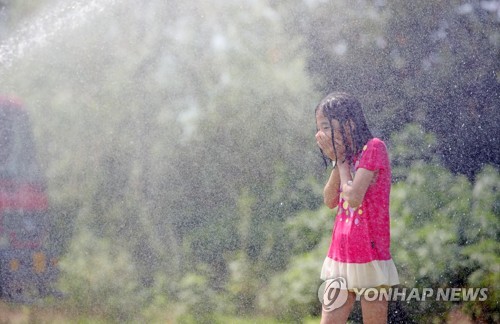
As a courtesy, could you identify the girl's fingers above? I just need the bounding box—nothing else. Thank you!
[315,132,336,160]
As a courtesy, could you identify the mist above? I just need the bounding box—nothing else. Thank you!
[0,0,498,322]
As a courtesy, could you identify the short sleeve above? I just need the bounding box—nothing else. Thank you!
[357,138,389,171]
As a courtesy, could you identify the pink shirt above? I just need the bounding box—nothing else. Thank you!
[327,138,392,263]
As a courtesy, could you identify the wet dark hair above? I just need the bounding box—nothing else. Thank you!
[315,92,373,167]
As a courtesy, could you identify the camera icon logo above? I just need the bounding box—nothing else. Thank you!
[318,277,348,312]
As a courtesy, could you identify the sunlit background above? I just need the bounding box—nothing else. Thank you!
[0,0,498,322]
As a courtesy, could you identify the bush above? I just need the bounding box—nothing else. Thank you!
[176,268,218,324]
[390,163,499,322]
[57,227,147,321]
[256,234,329,321]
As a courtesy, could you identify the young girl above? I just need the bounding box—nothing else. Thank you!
[315,92,399,323]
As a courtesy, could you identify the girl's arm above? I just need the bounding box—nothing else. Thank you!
[338,162,375,209]
[323,167,341,209]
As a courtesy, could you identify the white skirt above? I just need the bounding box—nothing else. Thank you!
[321,257,400,289]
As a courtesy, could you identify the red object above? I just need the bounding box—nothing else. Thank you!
[0,97,48,249]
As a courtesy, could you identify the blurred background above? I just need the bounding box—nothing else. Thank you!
[0,0,498,322]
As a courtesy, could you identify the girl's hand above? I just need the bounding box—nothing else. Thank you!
[341,169,375,209]
[316,130,347,162]
[333,137,346,162]
[315,130,335,161]
[341,180,353,200]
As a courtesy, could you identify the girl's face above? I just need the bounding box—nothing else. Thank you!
[316,109,347,160]
[316,110,348,147]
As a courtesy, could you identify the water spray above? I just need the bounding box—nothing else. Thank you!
[0,0,117,69]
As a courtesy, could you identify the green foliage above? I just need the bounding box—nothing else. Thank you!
[391,163,499,322]
[285,207,332,255]
[176,271,218,324]
[58,227,147,321]
[224,252,262,315]
[461,166,500,322]
[139,273,175,323]
[389,123,439,181]
[469,165,500,242]
[256,246,326,322]
[254,207,333,321]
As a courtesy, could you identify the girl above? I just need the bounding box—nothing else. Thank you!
[315,92,399,324]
